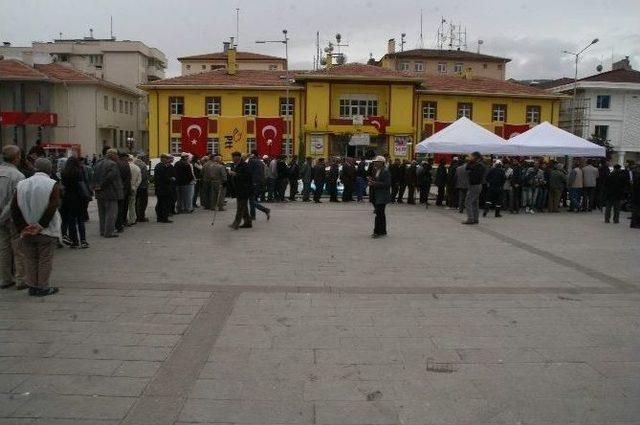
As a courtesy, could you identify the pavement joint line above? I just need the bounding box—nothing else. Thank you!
[120,290,239,425]
[430,207,639,292]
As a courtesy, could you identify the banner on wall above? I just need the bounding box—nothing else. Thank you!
[180,117,208,157]
[393,136,411,157]
[310,134,324,154]
[256,117,284,157]
[349,133,370,146]
[218,117,247,160]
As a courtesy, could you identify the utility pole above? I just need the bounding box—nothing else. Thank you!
[420,9,423,48]
[563,38,599,135]
[235,8,240,48]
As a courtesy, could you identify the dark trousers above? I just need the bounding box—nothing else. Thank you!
[155,194,171,221]
[277,179,287,201]
[583,186,596,211]
[313,181,324,202]
[233,198,250,226]
[397,184,406,202]
[548,188,562,212]
[604,199,621,223]
[407,184,416,204]
[436,185,445,205]
[390,183,399,202]
[484,188,503,213]
[328,181,338,201]
[116,189,130,229]
[419,184,429,204]
[447,185,456,207]
[250,184,269,218]
[511,186,522,212]
[342,181,354,202]
[457,188,467,212]
[374,203,387,235]
[66,209,86,244]
[302,180,312,201]
[136,187,148,220]
[289,179,298,200]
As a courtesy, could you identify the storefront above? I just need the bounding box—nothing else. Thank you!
[329,134,388,158]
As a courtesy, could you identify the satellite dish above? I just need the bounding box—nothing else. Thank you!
[336,33,341,43]
[596,64,603,72]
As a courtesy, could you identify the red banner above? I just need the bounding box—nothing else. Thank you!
[256,117,284,157]
[0,112,57,126]
[365,116,387,134]
[434,121,451,133]
[180,117,208,157]
[503,124,530,139]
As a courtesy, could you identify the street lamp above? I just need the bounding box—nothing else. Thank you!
[563,38,599,135]
[256,30,290,157]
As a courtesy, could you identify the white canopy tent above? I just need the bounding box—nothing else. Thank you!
[507,122,606,157]
[415,117,516,155]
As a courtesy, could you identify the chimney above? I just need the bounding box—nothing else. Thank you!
[223,41,230,52]
[2,42,10,47]
[462,67,473,79]
[387,38,396,54]
[613,56,632,71]
[227,44,237,75]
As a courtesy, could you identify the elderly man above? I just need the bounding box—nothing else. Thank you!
[203,155,227,212]
[229,152,252,229]
[0,145,26,290]
[10,158,61,297]
[174,153,195,213]
[127,155,142,225]
[367,156,391,238]
[462,152,486,225]
[92,148,123,238]
[134,156,150,222]
[154,153,175,223]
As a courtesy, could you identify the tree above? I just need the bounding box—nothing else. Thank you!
[589,134,614,159]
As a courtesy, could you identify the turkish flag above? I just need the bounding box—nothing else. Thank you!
[181,117,208,157]
[503,124,530,139]
[256,117,284,157]
[434,121,451,133]
[366,116,387,134]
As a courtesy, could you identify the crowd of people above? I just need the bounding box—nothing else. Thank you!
[2,142,639,297]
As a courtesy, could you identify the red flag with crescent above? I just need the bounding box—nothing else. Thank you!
[256,117,284,157]
[503,124,530,139]
[181,117,208,157]
[365,116,387,134]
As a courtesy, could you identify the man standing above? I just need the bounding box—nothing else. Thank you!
[327,157,339,202]
[0,145,26,290]
[397,160,408,203]
[92,148,123,237]
[455,160,469,213]
[603,164,628,224]
[462,152,485,225]
[434,160,447,206]
[288,157,300,201]
[229,152,252,229]
[300,156,313,202]
[389,159,402,202]
[276,155,289,202]
[207,155,227,212]
[199,156,212,209]
[127,155,141,225]
[154,154,174,223]
[368,156,390,238]
[266,156,277,202]
[582,160,598,212]
[341,158,356,202]
[446,158,458,209]
[248,151,270,220]
[510,159,522,213]
[312,158,326,203]
[134,156,149,222]
[548,163,567,213]
[11,158,61,296]
[174,153,195,214]
[418,159,432,205]
[483,160,506,218]
[115,151,132,232]
[406,160,418,204]
[630,162,640,229]
[568,162,584,212]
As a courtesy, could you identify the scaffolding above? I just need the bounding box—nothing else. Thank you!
[559,96,591,138]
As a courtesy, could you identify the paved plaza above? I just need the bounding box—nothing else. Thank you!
[1,199,639,424]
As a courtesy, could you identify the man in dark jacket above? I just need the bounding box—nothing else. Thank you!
[446,158,458,208]
[463,152,486,225]
[288,158,300,201]
[435,159,447,206]
[300,157,313,202]
[341,158,356,202]
[326,157,340,202]
[229,152,253,229]
[603,164,628,224]
[483,160,506,218]
[275,155,288,202]
[548,163,567,213]
[174,153,195,214]
[389,159,402,202]
[406,160,418,204]
[92,148,123,237]
[248,152,270,220]
[312,158,326,203]
[418,159,432,205]
[134,156,149,222]
[510,159,523,213]
[368,156,391,238]
[397,160,408,203]
[115,151,132,232]
[154,154,175,223]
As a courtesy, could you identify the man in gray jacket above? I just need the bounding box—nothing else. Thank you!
[582,160,599,212]
[0,145,26,289]
[92,148,123,238]
[203,155,227,211]
[455,161,469,213]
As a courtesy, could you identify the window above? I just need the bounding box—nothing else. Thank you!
[207,138,219,154]
[89,55,103,65]
[454,63,463,74]
[483,63,488,69]
[280,97,295,116]
[58,54,69,62]
[119,100,123,113]
[283,136,293,156]
[414,62,424,72]
[210,65,215,70]
[338,96,378,118]
[422,101,437,120]
[596,95,611,109]
[201,65,206,70]
[186,64,191,70]
[124,101,129,114]
[457,102,473,119]
[269,64,278,70]
[492,104,507,122]
[246,138,256,153]
[205,97,221,116]
[594,125,609,140]
[242,97,258,116]
[526,105,541,123]
[437,62,447,74]
[170,138,181,154]
[103,95,109,110]
[399,62,410,71]
[112,97,117,112]
[130,102,134,115]
[169,97,184,115]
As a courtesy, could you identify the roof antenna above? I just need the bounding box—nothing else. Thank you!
[235,8,240,48]
[110,16,114,40]
[420,9,424,48]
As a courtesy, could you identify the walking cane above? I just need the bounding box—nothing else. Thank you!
[211,185,223,227]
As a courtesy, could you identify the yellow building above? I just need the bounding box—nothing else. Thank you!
[141,48,563,160]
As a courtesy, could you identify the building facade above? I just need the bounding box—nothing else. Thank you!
[142,49,562,161]
[377,40,510,80]
[549,67,640,165]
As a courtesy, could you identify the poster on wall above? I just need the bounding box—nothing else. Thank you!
[393,136,411,157]
[310,134,324,154]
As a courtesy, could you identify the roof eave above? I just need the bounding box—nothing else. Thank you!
[138,84,304,91]
[416,88,567,99]
[294,75,422,83]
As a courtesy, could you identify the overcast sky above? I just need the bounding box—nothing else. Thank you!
[2,0,639,80]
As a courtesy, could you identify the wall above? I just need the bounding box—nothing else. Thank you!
[385,57,506,79]
[180,60,286,76]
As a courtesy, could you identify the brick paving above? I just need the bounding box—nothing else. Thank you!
[1,199,639,424]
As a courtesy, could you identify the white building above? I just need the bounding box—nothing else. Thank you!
[550,60,640,165]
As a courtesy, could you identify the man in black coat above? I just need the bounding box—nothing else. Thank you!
[288,158,300,201]
[115,151,132,232]
[446,158,458,208]
[434,160,447,206]
[389,159,402,202]
[341,158,356,202]
[229,152,253,229]
[327,157,340,202]
[603,164,628,224]
[397,160,408,203]
[419,159,432,206]
[276,155,289,202]
[154,154,175,223]
[312,158,326,203]
[463,152,486,225]
[406,160,418,204]
[484,160,507,218]
[368,156,391,238]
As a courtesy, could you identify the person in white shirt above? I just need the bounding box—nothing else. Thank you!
[127,155,142,225]
[0,145,26,290]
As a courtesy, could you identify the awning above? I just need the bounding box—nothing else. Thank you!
[508,122,606,157]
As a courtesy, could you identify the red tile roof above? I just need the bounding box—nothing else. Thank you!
[0,59,50,81]
[140,68,301,88]
[294,63,422,82]
[578,68,640,83]
[418,74,561,98]
[178,51,285,61]
[35,63,96,82]
[383,48,510,63]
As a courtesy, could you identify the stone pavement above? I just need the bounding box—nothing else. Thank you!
[1,198,639,424]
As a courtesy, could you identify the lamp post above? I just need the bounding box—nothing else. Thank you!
[563,38,598,135]
[256,29,290,157]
